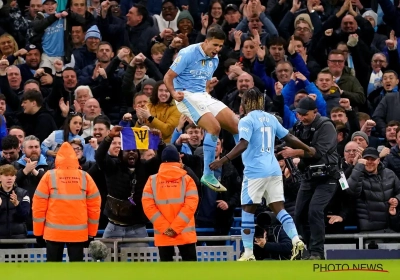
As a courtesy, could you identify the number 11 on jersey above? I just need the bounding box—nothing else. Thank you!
[260,126,272,153]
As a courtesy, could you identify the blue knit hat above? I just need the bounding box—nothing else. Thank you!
[85,25,102,41]
[161,145,180,163]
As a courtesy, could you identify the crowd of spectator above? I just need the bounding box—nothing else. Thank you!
[1,0,400,252]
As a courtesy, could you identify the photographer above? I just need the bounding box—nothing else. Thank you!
[278,97,339,260]
[253,212,292,260]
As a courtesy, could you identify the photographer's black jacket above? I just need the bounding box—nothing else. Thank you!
[293,114,339,168]
[254,225,292,260]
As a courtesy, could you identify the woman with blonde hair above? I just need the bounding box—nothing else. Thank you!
[0,33,25,66]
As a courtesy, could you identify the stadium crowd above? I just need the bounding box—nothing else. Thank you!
[1,0,400,259]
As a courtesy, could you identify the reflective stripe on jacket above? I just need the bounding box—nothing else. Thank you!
[32,142,101,242]
[142,162,198,246]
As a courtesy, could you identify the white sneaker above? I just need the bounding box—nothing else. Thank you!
[291,240,305,260]
[238,253,256,261]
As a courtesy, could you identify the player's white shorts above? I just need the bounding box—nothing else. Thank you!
[241,176,285,206]
[175,91,227,124]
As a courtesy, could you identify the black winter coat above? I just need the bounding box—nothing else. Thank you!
[347,163,400,231]
[383,145,400,180]
[95,137,165,225]
[0,186,30,238]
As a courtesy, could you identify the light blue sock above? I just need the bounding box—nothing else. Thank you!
[233,134,239,145]
[203,133,218,176]
[241,210,255,252]
[277,209,299,241]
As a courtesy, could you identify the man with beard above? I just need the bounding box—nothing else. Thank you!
[78,41,114,85]
[95,126,165,243]
[12,135,51,230]
[72,25,101,71]
[83,115,111,161]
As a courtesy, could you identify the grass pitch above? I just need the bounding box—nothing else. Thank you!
[2,260,400,280]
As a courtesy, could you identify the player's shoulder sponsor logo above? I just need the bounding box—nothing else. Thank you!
[172,55,181,66]
[239,126,249,132]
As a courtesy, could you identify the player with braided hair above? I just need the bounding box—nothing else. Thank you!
[210,87,316,261]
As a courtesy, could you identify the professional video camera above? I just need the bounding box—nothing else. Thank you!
[275,146,304,183]
[254,211,278,238]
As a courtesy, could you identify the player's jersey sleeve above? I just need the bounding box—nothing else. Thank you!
[238,117,254,142]
[170,50,190,75]
[273,116,289,139]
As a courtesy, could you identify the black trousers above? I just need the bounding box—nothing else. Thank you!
[158,243,197,262]
[294,178,337,257]
[46,241,85,262]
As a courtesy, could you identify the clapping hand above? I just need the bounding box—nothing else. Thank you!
[10,191,19,206]
[389,198,398,215]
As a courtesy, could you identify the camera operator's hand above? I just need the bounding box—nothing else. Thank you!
[327,215,343,224]
[254,231,267,248]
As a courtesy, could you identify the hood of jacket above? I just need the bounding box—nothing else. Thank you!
[54,142,79,170]
[157,162,187,181]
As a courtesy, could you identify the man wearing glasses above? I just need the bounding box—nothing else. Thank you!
[327,49,365,110]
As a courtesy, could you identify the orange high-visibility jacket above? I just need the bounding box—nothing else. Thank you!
[32,142,101,242]
[142,162,199,246]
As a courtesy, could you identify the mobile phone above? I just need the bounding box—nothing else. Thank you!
[54,143,62,153]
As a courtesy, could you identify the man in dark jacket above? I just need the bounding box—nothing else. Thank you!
[98,2,158,57]
[18,89,57,143]
[95,126,164,245]
[71,25,101,72]
[253,212,292,260]
[347,147,400,232]
[372,71,400,137]
[383,126,400,179]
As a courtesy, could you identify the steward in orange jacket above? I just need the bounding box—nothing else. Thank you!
[32,142,101,262]
[142,145,199,261]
